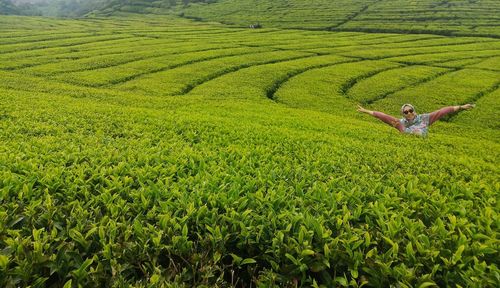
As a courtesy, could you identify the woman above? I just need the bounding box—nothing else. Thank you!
[357,103,475,136]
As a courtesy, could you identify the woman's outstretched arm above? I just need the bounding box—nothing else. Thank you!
[428,104,475,125]
[357,105,404,132]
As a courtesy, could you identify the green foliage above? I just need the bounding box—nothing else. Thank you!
[0,15,498,287]
[180,0,500,37]
[6,0,500,38]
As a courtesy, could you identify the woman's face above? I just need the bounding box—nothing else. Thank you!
[403,106,416,121]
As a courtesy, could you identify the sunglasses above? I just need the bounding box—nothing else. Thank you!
[403,109,414,114]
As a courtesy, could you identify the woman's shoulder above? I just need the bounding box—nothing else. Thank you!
[420,113,430,121]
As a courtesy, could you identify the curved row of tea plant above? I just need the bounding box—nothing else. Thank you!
[1,16,499,133]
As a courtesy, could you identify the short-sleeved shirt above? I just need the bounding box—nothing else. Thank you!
[400,114,430,136]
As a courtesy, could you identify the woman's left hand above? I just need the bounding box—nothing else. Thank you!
[460,104,475,110]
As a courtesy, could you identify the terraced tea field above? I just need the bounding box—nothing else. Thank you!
[180,0,500,37]
[0,15,499,287]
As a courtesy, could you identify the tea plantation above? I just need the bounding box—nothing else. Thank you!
[0,13,499,287]
[180,0,500,37]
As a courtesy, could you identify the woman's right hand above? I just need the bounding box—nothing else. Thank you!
[357,105,371,114]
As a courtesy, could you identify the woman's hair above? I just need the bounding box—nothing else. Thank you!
[401,103,415,114]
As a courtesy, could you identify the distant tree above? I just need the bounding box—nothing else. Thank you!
[0,0,20,14]
[17,2,42,15]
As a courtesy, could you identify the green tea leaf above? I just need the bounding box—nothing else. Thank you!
[0,254,9,269]
[452,245,465,264]
[63,279,72,288]
[301,249,315,256]
[418,282,437,288]
[240,258,257,265]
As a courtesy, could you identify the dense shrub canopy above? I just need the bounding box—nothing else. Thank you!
[0,8,498,288]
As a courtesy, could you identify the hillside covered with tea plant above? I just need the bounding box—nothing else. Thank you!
[0,9,499,288]
[181,0,500,37]
[4,0,500,37]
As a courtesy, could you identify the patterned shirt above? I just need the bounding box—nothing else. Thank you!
[400,114,430,136]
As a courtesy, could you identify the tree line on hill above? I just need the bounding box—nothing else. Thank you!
[0,0,218,17]
[0,0,41,15]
